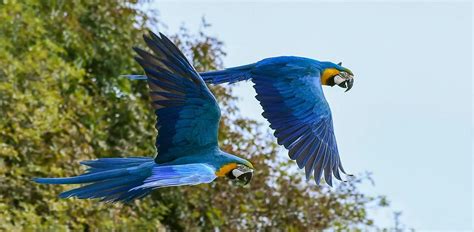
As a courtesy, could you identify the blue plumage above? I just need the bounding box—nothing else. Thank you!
[200,56,353,186]
[35,31,254,202]
[136,164,216,189]
[133,33,221,162]
[34,158,154,203]
[200,63,254,84]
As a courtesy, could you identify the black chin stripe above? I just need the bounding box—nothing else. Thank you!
[326,76,336,86]
[226,171,236,179]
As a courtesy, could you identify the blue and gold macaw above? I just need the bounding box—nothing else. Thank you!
[34,32,254,202]
[125,35,355,187]
[199,57,355,186]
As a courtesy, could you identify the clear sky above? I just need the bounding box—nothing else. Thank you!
[148,1,472,230]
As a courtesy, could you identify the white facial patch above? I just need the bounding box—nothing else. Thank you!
[334,75,345,85]
[232,169,244,178]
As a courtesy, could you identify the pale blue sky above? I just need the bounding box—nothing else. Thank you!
[147,1,472,230]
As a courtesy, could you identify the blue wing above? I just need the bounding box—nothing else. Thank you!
[251,58,346,186]
[134,163,217,189]
[134,31,220,164]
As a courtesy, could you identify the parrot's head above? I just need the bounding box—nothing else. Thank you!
[320,62,354,92]
[226,163,254,185]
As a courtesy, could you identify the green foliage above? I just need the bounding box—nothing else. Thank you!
[0,0,389,230]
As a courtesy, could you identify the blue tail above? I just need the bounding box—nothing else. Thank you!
[34,158,218,202]
[122,63,255,85]
[34,157,154,203]
[199,63,255,84]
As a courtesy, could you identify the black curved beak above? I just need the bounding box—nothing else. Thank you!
[344,78,354,92]
[338,78,354,92]
[237,171,253,185]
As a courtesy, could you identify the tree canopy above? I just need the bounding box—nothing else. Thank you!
[0,0,389,230]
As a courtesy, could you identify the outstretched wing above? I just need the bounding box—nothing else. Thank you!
[134,31,220,164]
[251,58,346,186]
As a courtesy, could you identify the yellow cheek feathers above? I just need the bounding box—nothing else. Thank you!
[321,68,340,85]
[215,163,238,177]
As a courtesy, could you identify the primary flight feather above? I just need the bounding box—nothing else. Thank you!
[34,31,254,202]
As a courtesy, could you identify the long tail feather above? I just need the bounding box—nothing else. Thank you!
[123,63,255,85]
[34,157,154,203]
[35,169,130,184]
[199,64,255,84]
[34,158,217,203]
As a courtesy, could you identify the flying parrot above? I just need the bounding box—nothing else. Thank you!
[34,32,254,202]
[130,42,355,186]
[199,57,355,186]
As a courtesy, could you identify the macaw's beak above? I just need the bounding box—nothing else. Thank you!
[230,166,253,185]
[335,70,354,92]
[338,77,354,92]
[239,171,253,185]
